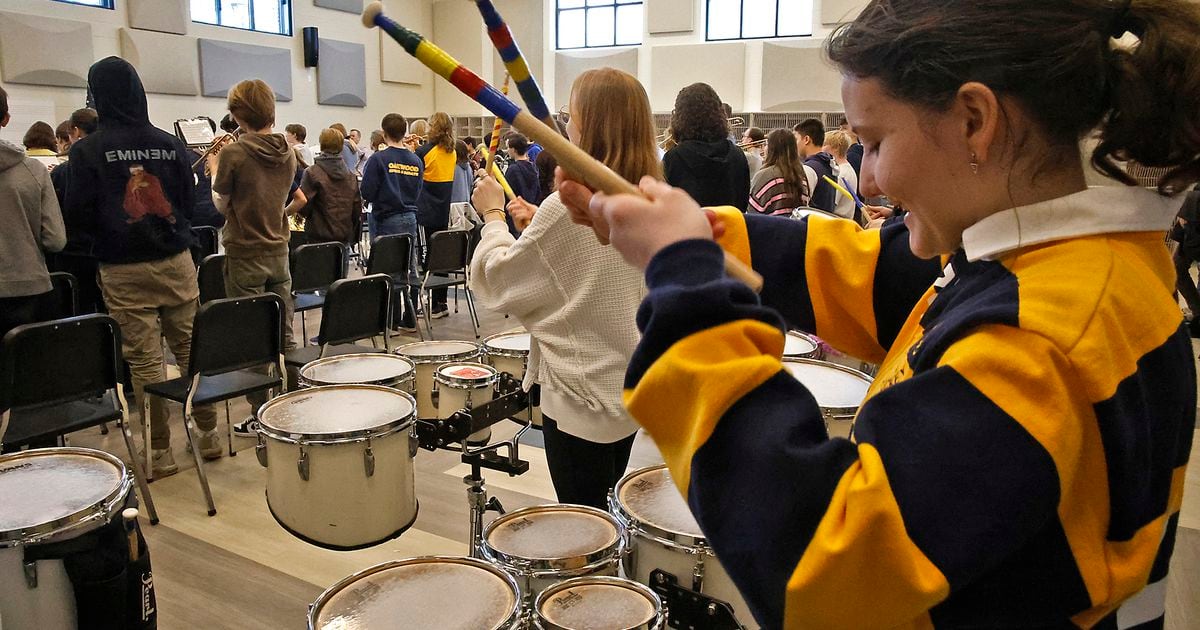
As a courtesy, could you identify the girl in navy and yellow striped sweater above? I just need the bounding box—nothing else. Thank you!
[560,1,1200,628]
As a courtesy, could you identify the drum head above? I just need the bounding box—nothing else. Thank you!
[783,331,819,358]
[312,558,518,630]
[486,505,619,561]
[539,579,658,630]
[258,385,415,440]
[616,465,702,538]
[782,360,872,410]
[301,354,414,386]
[396,341,480,362]
[483,332,530,354]
[0,448,127,544]
[435,363,498,387]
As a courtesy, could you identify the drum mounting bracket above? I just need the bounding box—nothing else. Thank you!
[650,569,744,630]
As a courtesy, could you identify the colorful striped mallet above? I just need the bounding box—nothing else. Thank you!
[473,0,555,128]
[363,2,763,291]
[478,146,516,200]
[486,73,512,178]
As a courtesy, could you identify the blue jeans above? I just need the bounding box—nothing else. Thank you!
[369,212,421,326]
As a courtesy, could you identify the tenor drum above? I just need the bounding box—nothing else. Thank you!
[534,576,665,630]
[0,448,137,630]
[611,464,755,628]
[482,504,623,606]
[782,358,873,439]
[395,340,482,419]
[308,556,522,630]
[299,353,416,394]
[482,330,543,428]
[783,330,822,360]
[435,362,499,445]
[255,385,418,550]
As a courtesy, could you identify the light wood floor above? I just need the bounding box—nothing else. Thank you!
[54,290,1200,629]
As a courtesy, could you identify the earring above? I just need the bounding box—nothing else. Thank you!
[970,152,980,175]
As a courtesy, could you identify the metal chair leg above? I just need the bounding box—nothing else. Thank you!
[225,400,234,457]
[300,312,308,346]
[115,388,158,525]
[142,395,153,481]
[465,288,481,338]
[183,380,217,516]
[421,277,434,339]
[404,290,424,341]
[100,422,109,435]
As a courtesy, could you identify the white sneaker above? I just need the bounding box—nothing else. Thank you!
[195,429,223,460]
[232,416,255,437]
[151,449,178,477]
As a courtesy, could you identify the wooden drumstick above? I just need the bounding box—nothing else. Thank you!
[122,508,140,561]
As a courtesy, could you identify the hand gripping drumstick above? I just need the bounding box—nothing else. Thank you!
[472,0,555,129]
[485,73,512,178]
[363,2,764,291]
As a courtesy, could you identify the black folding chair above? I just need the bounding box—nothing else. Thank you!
[36,272,79,321]
[190,226,220,267]
[198,254,227,305]
[284,275,393,370]
[366,234,422,339]
[290,242,346,344]
[407,230,480,338]
[141,294,286,516]
[0,315,158,524]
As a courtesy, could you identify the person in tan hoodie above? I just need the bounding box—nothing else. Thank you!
[209,79,297,432]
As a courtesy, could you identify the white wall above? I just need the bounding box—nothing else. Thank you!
[0,0,437,143]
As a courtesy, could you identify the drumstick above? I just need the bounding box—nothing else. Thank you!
[485,74,511,177]
[363,2,764,292]
[471,0,555,128]
[478,146,516,200]
[823,175,863,210]
[122,508,140,561]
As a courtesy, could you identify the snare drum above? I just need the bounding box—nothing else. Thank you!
[299,353,416,394]
[395,341,482,419]
[254,385,419,550]
[782,358,873,438]
[482,330,543,428]
[482,504,623,606]
[308,556,522,630]
[783,330,822,360]
[0,448,139,630]
[435,362,499,445]
[611,464,754,627]
[534,576,665,630]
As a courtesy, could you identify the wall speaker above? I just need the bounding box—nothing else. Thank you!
[302,27,319,67]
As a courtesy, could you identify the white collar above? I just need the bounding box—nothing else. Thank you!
[961,186,1183,262]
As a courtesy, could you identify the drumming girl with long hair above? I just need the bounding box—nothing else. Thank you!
[561,0,1198,627]
[469,68,659,510]
[748,128,815,216]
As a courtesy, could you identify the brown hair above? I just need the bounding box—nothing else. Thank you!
[746,127,766,142]
[381,113,408,142]
[285,123,307,142]
[55,121,72,146]
[826,0,1200,194]
[671,83,729,144]
[370,130,385,151]
[70,108,98,136]
[570,68,663,184]
[764,129,811,207]
[227,79,275,130]
[330,123,348,136]
[0,85,8,121]
[23,121,57,151]
[428,112,454,152]
[455,139,469,165]
[319,128,344,155]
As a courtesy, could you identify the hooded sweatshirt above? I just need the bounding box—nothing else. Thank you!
[0,139,67,297]
[804,151,838,213]
[65,57,196,265]
[663,139,750,211]
[299,154,362,244]
[212,131,297,258]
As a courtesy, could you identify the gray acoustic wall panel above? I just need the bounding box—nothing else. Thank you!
[648,0,694,34]
[554,49,639,110]
[314,0,364,14]
[198,39,293,102]
[318,39,367,107]
[0,12,93,88]
[650,42,745,111]
[120,29,199,96]
[760,43,842,111]
[822,0,869,25]
[381,0,432,85]
[128,0,189,35]
[490,0,544,91]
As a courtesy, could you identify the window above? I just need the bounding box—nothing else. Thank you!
[54,0,114,8]
[191,0,292,36]
[556,0,643,50]
[706,0,813,41]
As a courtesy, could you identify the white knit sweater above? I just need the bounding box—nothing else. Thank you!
[469,192,645,443]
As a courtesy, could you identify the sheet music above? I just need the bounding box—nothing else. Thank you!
[176,118,216,146]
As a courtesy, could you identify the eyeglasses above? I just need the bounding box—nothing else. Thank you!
[556,106,571,126]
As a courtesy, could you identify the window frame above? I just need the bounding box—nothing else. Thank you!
[555,0,644,51]
[191,0,294,37]
[704,0,813,42]
[53,0,115,9]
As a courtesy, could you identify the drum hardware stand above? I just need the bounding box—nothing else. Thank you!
[650,569,744,630]
[413,373,533,559]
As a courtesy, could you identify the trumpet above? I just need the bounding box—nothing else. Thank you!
[192,131,239,175]
[736,138,768,150]
[727,116,746,127]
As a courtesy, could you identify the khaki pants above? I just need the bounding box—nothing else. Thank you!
[224,253,297,409]
[99,250,218,449]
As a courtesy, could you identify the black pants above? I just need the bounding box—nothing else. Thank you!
[0,292,48,341]
[542,415,636,510]
[46,253,104,314]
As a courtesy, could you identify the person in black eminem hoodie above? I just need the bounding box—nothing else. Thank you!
[65,57,220,477]
[662,83,750,211]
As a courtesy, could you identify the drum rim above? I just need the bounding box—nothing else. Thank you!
[394,340,482,364]
[482,503,623,570]
[0,447,132,547]
[434,362,500,388]
[782,330,822,359]
[481,330,532,360]
[307,555,522,630]
[612,463,709,547]
[255,384,417,444]
[781,358,874,419]
[534,575,664,630]
[299,353,416,387]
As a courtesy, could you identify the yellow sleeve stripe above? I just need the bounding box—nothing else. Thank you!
[804,216,887,363]
[785,443,949,628]
[623,319,783,496]
[712,206,753,269]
